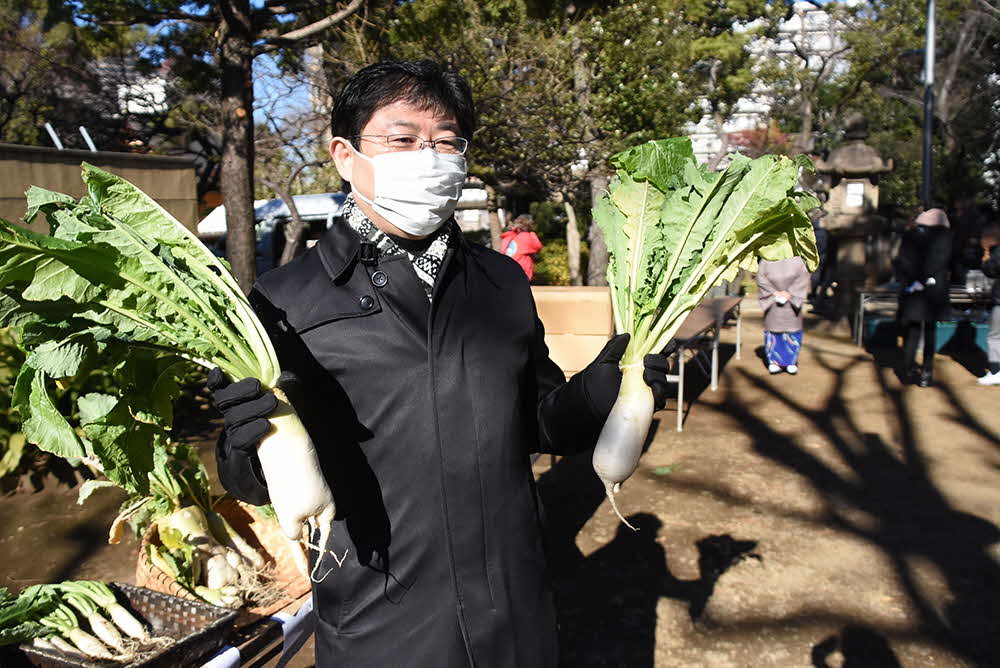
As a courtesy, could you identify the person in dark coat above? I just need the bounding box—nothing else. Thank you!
[950,198,986,285]
[809,210,836,304]
[206,60,669,668]
[894,208,953,387]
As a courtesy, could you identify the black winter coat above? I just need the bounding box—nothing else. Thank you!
[894,225,953,323]
[217,221,610,668]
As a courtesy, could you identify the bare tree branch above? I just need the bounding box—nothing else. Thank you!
[255,0,365,54]
[937,10,978,121]
[975,0,1000,20]
[76,2,215,26]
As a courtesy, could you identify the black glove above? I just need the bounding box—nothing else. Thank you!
[580,334,677,416]
[642,344,675,412]
[207,367,278,455]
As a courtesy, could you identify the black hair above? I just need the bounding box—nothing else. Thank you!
[330,60,476,149]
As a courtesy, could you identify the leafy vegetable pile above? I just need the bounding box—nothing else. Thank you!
[0,164,275,495]
[0,163,336,579]
[1,581,161,661]
[127,442,283,610]
[591,138,819,524]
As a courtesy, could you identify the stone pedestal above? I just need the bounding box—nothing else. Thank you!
[813,115,894,318]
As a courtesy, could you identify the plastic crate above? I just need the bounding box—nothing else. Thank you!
[937,320,990,354]
[865,316,989,354]
[4,582,237,668]
[863,314,898,347]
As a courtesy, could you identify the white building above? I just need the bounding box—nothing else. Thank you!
[686,1,853,164]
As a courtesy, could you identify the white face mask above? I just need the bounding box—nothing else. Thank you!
[351,146,467,236]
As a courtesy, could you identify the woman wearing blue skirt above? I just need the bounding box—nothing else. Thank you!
[757,257,811,374]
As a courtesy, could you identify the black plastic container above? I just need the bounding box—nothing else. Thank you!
[3,582,237,668]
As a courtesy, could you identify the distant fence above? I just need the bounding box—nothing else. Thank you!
[0,143,198,232]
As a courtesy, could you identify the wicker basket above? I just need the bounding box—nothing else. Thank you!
[6,582,237,668]
[135,500,310,619]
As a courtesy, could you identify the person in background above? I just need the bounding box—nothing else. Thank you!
[978,223,1000,385]
[809,209,836,306]
[757,257,811,374]
[500,213,543,281]
[894,207,952,387]
[951,197,986,285]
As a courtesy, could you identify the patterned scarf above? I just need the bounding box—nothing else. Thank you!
[341,193,452,300]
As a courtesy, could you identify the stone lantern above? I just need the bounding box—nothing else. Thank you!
[813,114,894,296]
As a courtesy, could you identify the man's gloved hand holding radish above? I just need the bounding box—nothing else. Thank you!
[579,334,674,415]
[208,369,306,508]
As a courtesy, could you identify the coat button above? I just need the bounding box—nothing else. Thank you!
[359,295,375,310]
[371,270,388,288]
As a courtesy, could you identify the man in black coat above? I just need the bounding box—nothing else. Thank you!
[209,60,668,667]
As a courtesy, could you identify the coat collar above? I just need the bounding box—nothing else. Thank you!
[315,217,469,282]
[316,219,363,282]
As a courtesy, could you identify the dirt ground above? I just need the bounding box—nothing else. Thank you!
[2,303,999,667]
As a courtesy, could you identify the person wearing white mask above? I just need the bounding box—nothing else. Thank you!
[205,60,669,668]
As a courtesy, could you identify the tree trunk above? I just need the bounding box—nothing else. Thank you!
[706,60,729,170]
[218,0,256,293]
[935,10,977,154]
[586,173,610,286]
[484,182,503,251]
[563,200,582,286]
[796,92,814,155]
[708,109,728,170]
[571,30,608,286]
[260,178,307,267]
[306,44,334,150]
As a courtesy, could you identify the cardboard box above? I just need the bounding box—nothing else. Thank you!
[531,287,613,377]
[531,286,613,336]
[544,334,613,377]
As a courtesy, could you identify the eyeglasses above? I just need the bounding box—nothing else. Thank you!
[354,134,469,156]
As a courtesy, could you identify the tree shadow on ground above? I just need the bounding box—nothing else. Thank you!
[722,350,1000,666]
[537,432,759,668]
[864,323,989,381]
[864,343,911,385]
[938,321,990,377]
[659,343,737,428]
[0,451,89,495]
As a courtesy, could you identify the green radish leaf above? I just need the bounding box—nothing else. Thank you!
[1,166,285,508]
[593,137,819,362]
[29,340,90,379]
[158,526,187,552]
[82,163,234,281]
[13,361,86,460]
[76,479,117,505]
[0,584,58,645]
[610,137,700,193]
[0,223,104,303]
[78,392,154,496]
[609,172,667,317]
[652,465,675,476]
[23,186,75,225]
[0,621,49,646]
[77,392,118,425]
[0,433,26,478]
